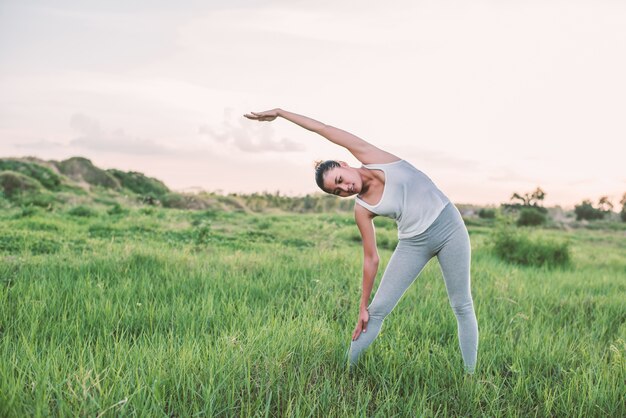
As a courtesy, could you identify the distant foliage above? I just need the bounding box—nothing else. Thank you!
[107,203,129,216]
[509,187,546,207]
[478,208,496,219]
[16,206,41,218]
[502,187,548,218]
[574,200,606,221]
[233,192,353,213]
[492,226,570,267]
[17,192,57,209]
[0,230,61,255]
[68,205,98,217]
[56,157,120,189]
[108,169,169,197]
[0,160,61,190]
[517,208,547,227]
[0,171,42,198]
[620,193,626,222]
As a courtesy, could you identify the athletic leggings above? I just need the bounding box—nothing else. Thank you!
[347,202,479,373]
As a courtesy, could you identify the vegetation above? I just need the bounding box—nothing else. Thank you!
[0,159,61,190]
[506,187,547,211]
[478,208,496,219]
[491,224,570,267]
[574,199,608,221]
[516,207,547,227]
[0,156,624,416]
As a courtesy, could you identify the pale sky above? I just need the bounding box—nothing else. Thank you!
[1,0,625,208]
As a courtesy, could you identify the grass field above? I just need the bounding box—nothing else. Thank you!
[1,204,625,417]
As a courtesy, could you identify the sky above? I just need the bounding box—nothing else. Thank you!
[1,0,625,208]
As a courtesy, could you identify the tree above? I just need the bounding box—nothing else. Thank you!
[574,199,605,221]
[510,187,546,207]
[597,196,614,212]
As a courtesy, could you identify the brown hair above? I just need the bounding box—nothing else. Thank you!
[314,160,340,192]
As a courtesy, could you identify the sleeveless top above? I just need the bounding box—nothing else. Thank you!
[355,159,451,239]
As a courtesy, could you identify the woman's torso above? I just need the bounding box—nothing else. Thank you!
[355,159,450,239]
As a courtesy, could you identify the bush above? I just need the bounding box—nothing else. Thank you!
[621,209,626,222]
[574,200,605,221]
[68,205,98,217]
[16,192,57,209]
[0,170,41,198]
[492,226,570,267]
[0,230,61,254]
[517,208,547,226]
[107,169,169,197]
[478,208,496,219]
[0,159,62,190]
[55,157,120,189]
[107,203,129,216]
[16,206,41,217]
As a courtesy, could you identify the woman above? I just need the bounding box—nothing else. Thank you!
[244,108,478,373]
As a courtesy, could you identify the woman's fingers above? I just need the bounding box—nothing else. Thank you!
[243,111,276,122]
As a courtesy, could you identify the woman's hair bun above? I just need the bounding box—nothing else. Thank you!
[313,160,324,171]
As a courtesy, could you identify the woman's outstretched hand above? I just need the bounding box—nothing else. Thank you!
[243,109,280,122]
[352,307,369,341]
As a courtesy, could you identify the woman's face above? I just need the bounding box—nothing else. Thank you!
[322,163,362,197]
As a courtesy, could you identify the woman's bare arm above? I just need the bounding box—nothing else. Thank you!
[244,108,400,164]
[352,204,380,340]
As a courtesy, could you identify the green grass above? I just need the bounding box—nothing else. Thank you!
[1,205,624,417]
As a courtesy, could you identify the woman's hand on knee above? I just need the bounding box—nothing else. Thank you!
[352,307,370,341]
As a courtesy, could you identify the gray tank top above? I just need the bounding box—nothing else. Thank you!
[355,159,450,239]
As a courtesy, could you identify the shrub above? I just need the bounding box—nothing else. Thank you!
[68,205,98,217]
[574,200,605,221]
[621,209,626,223]
[55,157,120,189]
[160,193,185,209]
[0,230,61,254]
[107,168,169,197]
[29,236,62,254]
[16,206,41,217]
[478,208,496,219]
[517,208,547,226]
[0,159,62,190]
[16,192,57,209]
[0,170,41,198]
[492,226,570,267]
[107,203,129,216]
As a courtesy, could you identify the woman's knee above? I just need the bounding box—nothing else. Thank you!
[366,301,391,321]
[451,300,474,317]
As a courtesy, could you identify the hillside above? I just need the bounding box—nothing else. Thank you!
[0,156,354,213]
[1,156,624,230]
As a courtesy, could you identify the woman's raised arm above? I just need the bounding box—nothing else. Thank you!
[244,108,399,164]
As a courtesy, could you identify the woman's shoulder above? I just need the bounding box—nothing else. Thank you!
[358,147,402,165]
[362,158,404,168]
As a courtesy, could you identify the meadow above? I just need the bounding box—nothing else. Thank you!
[1,202,625,417]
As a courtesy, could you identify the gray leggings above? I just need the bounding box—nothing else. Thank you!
[348,202,478,373]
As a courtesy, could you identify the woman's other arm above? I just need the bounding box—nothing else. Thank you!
[352,204,380,341]
[244,108,399,165]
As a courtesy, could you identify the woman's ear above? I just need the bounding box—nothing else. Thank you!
[338,161,348,167]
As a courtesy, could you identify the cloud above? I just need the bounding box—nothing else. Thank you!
[13,139,64,149]
[199,108,305,153]
[400,146,482,171]
[69,113,174,155]
[488,167,540,183]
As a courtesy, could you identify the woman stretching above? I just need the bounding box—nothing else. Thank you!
[244,108,478,373]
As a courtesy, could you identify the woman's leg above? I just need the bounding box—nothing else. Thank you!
[348,238,432,367]
[435,213,478,373]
